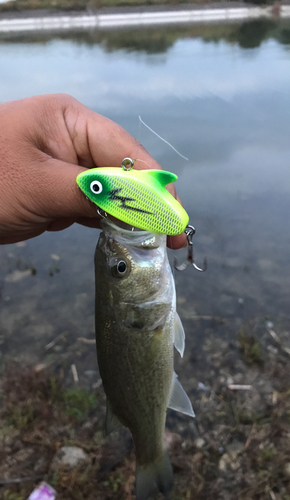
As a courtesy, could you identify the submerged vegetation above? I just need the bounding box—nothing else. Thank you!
[0,318,290,499]
[238,327,264,366]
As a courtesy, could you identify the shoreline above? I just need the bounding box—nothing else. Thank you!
[0,2,290,32]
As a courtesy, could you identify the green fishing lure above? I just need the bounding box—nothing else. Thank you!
[76,161,189,235]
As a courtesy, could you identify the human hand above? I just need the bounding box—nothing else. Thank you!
[0,94,186,249]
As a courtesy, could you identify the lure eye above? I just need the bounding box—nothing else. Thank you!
[110,258,129,279]
[90,180,103,194]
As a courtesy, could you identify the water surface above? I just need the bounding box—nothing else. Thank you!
[0,19,290,381]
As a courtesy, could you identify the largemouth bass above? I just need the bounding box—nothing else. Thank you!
[95,219,194,499]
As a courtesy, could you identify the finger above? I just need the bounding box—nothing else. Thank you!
[30,158,99,220]
[47,216,101,232]
[167,233,187,250]
[46,218,75,232]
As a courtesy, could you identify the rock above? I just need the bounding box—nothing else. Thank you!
[33,363,48,373]
[219,453,232,471]
[50,254,60,261]
[219,453,240,471]
[51,446,89,471]
[5,269,32,282]
[219,442,243,471]
[195,438,206,449]
[198,382,210,392]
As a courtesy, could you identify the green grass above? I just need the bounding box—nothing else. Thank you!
[63,387,97,420]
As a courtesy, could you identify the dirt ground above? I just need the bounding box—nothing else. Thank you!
[1,317,290,500]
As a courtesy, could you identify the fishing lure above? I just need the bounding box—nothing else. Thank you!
[76,158,189,236]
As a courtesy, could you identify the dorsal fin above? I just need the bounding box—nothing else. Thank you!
[146,170,178,187]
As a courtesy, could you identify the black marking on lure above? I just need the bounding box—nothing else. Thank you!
[108,189,153,215]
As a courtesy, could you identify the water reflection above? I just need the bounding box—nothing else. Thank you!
[1,19,290,52]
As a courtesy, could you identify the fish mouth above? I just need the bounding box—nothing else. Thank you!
[101,217,146,235]
[100,218,165,249]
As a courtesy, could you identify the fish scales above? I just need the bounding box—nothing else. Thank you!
[94,219,194,499]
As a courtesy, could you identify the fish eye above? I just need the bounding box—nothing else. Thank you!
[117,260,126,273]
[90,180,103,194]
[111,258,128,278]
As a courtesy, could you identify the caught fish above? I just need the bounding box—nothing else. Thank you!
[77,165,189,235]
[95,218,194,500]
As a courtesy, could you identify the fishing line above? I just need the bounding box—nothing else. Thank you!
[138,116,189,161]
[134,158,150,168]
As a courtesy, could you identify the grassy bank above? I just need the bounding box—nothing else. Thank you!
[1,319,290,500]
[0,0,207,14]
[0,0,271,14]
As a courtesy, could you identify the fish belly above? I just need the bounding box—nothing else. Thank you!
[95,301,173,466]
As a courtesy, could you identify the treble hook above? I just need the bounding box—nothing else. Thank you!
[174,225,207,272]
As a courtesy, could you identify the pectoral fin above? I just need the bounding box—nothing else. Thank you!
[168,372,195,417]
[173,312,185,357]
[105,399,122,435]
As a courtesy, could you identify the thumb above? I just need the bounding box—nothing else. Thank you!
[33,158,98,220]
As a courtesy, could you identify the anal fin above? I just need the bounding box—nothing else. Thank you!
[168,372,195,418]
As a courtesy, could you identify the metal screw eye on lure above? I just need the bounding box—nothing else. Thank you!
[76,158,206,270]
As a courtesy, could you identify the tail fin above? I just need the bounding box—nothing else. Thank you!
[136,452,174,500]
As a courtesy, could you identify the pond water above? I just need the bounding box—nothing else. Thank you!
[0,19,290,385]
